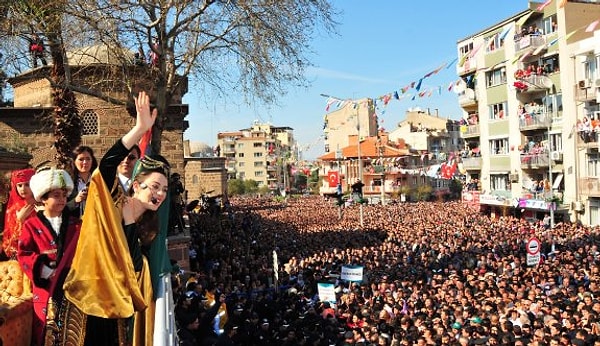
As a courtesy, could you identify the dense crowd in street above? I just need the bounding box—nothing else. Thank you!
[175,196,600,346]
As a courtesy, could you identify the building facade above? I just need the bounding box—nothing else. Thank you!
[456,0,600,224]
[216,122,296,190]
[323,98,378,154]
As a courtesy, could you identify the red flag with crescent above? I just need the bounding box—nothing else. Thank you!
[328,171,339,187]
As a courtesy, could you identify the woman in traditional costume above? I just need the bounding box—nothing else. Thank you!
[46,91,172,345]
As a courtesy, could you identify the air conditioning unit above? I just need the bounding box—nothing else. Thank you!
[550,151,563,161]
[595,79,600,88]
[573,201,584,212]
[509,173,519,182]
[579,79,592,89]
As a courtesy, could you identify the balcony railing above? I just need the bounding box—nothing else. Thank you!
[458,88,477,107]
[575,83,597,102]
[514,34,545,52]
[460,124,480,138]
[461,157,482,170]
[520,153,549,169]
[519,112,550,131]
[457,57,477,76]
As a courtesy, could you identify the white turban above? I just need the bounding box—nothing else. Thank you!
[29,167,74,202]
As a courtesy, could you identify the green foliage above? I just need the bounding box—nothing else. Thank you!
[413,184,433,201]
[227,179,245,196]
[243,179,259,194]
[258,185,270,195]
[448,178,463,199]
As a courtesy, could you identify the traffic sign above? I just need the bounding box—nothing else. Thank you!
[526,237,541,255]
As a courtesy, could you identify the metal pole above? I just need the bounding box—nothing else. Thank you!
[357,105,364,227]
[379,142,385,205]
[547,92,554,229]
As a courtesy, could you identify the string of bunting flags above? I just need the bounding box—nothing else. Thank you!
[322,6,599,126]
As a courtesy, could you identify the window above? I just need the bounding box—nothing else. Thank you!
[238,153,244,158]
[238,172,245,179]
[254,161,263,167]
[254,152,263,157]
[81,110,99,136]
[253,142,263,147]
[489,102,507,120]
[549,133,562,152]
[459,42,473,57]
[541,54,559,74]
[542,15,558,35]
[584,57,598,81]
[485,67,506,87]
[237,143,244,149]
[491,174,509,191]
[192,175,198,184]
[485,34,504,53]
[238,162,245,167]
[489,138,509,155]
[587,153,600,177]
[254,171,264,177]
[544,93,563,119]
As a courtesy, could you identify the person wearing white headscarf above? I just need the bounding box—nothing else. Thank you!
[17,167,79,345]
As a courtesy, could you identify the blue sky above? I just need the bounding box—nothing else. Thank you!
[183,1,530,160]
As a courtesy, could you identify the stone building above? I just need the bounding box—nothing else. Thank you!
[183,140,227,201]
[0,45,188,174]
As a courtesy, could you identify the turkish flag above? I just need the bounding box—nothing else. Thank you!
[328,171,339,187]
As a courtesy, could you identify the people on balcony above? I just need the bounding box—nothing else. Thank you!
[578,116,596,143]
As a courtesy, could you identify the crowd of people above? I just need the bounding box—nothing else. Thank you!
[177,196,600,346]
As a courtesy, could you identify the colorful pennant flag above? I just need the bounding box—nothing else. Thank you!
[537,0,552,11]
[585,19,599,32]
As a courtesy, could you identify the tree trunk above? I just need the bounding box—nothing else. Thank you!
[47,25,80,169]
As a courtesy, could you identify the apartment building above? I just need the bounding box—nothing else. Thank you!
[389,108,463,154]
[457,0,600,224]
[216,121,295,189]
[323,98,378,154]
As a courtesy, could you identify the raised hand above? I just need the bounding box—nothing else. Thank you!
[134,91,157,133]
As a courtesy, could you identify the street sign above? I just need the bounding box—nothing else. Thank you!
[526,237,541,266]
[526,237,541,255]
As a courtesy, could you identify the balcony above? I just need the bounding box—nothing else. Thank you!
[222,146,236,154]
[461,156,482,170]
[514,34,545,52]
[519,112,550,132]
[515,75,552,93]
[575,82,597,102]
[457,57,477,76]
[458,88,477,108]
[460,124,480,138]
[520,153,549,169]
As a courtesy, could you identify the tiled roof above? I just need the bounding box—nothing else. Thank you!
[319,137,409,160]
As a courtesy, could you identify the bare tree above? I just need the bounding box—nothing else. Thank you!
[1,0,338,154]
[0,1,81,168]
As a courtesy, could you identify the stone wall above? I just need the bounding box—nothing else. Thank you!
[184,158,227,201]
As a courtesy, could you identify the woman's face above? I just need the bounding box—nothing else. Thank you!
[133,172,168,210]
[75,151,93,174]
[16,181,33,200]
